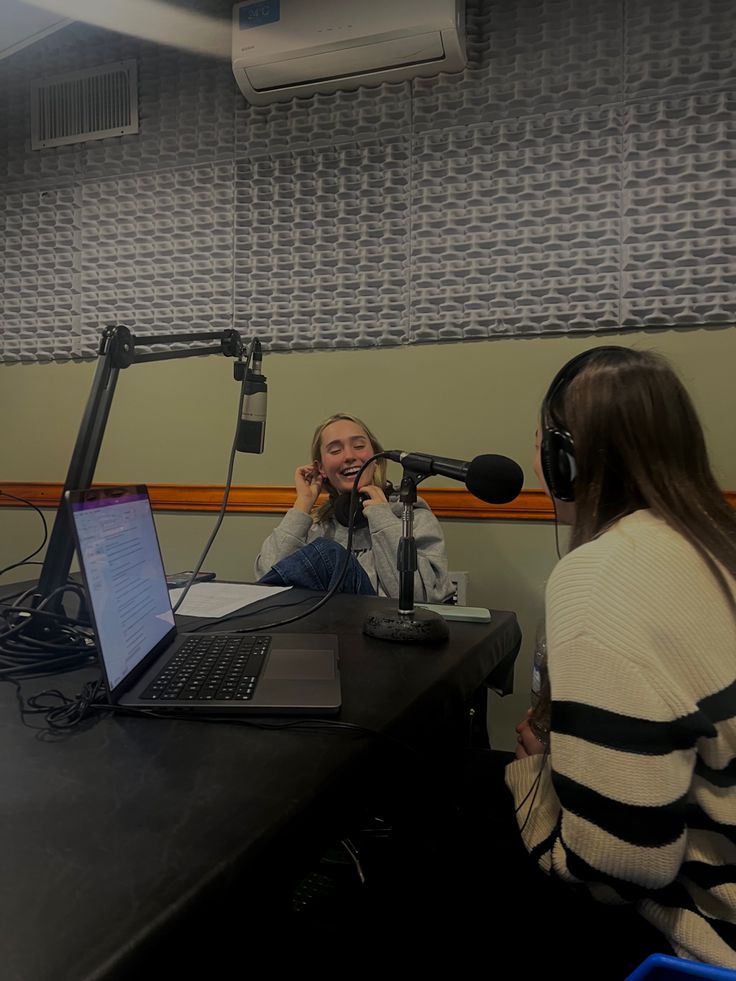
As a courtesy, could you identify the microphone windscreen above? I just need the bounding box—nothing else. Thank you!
[465,455,524,504]
[333,491,369,528]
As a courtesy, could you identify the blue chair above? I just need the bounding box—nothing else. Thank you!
[626,954,736,980]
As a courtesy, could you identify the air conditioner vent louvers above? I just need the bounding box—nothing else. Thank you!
[231,0,466,106]
[31,60,138,149]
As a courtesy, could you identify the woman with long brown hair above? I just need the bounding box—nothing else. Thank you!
[508,346,736,971]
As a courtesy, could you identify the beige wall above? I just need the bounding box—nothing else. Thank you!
[1,326,734,747]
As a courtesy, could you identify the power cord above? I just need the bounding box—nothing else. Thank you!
[7,670,415,738]
[0,488,49,578]
[14,678,106,731]
[87,701,401,739]
[0,581,97,678]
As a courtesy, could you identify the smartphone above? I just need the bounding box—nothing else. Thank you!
[165,571,216,588]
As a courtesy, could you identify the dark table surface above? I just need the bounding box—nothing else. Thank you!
[1,591,520,981]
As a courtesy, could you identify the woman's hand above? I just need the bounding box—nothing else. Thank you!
[294,463,324,514]
[359,484,388,509]
[515,711,548,760]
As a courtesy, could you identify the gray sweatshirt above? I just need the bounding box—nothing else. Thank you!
[254,496,454,603]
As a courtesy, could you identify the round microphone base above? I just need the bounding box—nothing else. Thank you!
[363,607,449,645]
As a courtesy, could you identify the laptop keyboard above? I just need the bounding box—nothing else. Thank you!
[141,634,271,702]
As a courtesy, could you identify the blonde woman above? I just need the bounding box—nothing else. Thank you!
[255,413,454,602]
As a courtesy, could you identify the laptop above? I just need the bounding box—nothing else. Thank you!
[66,485,341,715]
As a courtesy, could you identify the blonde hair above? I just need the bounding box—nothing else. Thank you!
[310,413,389,522]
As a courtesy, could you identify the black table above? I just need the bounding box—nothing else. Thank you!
[1,592,520,980]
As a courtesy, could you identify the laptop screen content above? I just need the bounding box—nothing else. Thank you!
[70,490,174,689]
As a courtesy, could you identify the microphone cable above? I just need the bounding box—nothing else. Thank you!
[553,497,563,560]
[0,488,49,578]
[12,677,106,732]
[0,498,96,676]
[0,581,97,678]
[170,335,256,614]
[0,582,100,729]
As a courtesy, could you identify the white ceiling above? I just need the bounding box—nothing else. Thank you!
[0,0,232,61]
[0,0,70,60]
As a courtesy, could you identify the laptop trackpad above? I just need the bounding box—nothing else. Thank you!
[267,650,336,680]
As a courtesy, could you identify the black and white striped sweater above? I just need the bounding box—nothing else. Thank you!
[506,509,736,968]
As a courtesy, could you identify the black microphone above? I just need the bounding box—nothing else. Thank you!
[384,451,523,505]
[236,341,267,454]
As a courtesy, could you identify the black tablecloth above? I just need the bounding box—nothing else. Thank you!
[1,590,521,980]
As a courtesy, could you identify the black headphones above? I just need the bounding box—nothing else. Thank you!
[332,490,370,528]
[540,346,625,502]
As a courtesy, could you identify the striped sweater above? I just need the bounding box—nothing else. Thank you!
[506,510,736,967]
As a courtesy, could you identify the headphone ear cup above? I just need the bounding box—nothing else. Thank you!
[541,428,576,502]
[333,491,369,528]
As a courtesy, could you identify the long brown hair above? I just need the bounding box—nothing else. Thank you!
[548,347,736,609]
[309,413,389,523]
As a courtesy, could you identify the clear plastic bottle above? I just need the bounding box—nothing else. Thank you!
[529,619,550,745]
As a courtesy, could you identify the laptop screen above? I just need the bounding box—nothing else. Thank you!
[69,489,175,690]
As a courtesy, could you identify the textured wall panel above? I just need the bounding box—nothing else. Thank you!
[625,0,736,101]
[410,108,622,340]
[79,163,234,354]
[412,0,623,135]
[0,70,83,191]
[0,22,227,191]
[82,65,236,179]
[0,187,81,362]
[234,142,410,350]
[235,82,411,160]
[1,0,735,362]
[621,91,735,327]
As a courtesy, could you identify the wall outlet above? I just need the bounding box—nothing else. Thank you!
[448,570,468,606]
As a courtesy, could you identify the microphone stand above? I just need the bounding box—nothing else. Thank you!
[25,324,245,640]
[363,469,449,645]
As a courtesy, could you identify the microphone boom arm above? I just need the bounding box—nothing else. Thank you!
[35,324,246,618]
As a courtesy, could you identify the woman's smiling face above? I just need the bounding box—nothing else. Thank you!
[317,419,377,493]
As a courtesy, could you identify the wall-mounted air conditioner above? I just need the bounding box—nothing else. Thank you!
[232,0,466,105]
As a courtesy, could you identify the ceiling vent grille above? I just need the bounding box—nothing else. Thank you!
[31,60,138,149]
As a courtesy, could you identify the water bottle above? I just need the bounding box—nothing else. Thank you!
[529,619,550,745]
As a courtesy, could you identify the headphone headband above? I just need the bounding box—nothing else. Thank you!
[540,345,626,502]
[542,345,625,426]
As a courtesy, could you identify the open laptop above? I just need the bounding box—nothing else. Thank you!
[66,485,341,715]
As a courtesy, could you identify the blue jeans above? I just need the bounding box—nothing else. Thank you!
[257,538,376,595]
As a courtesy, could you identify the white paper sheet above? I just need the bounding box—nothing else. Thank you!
[168,581,292,618]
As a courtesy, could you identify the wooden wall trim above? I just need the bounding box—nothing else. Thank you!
[1,482,735,521]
